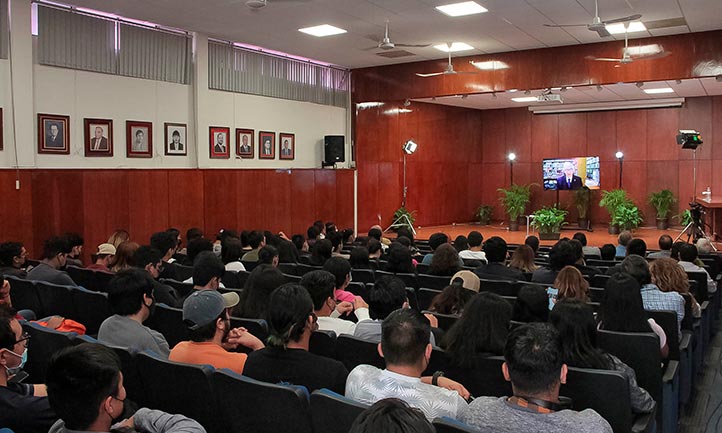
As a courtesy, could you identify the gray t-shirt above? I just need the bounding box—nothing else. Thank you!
[26,263,77,287]
[98,315,170,357]
[460,396,613,433]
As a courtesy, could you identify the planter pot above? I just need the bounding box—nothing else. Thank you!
[608,224,620,235]
[656,218,669,230]
[539,231,561,241]
[478,218,490,226]
[578,218,589,229]
[509,221,519,231]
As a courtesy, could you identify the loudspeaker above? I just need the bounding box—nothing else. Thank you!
[324,135,345,163]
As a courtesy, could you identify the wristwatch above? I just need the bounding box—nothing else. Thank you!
[432,371,445,386]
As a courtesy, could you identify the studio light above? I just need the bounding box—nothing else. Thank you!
[508,152,516,184]
[403,140,418,155]
[508,152,516,161]
[616,151,624,188]
[615,151,624,159]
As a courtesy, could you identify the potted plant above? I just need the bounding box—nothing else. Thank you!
[599,189,632,234]
[498,184,532,231]
[475,204,494,226]
[392,206,416,232]
[573,186,592,229]
[612,203,643,231]
[531,206,568,240]
[648,189,676,230]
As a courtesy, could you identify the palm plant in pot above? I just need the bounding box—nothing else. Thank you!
[475,204,494,226]
[612,203,643,231]
[392,206,416,232]
[531,206,568,240]
[599,189,632,234]
[573,186,592,228]
[498,185,532,231]
[648,189,676,230]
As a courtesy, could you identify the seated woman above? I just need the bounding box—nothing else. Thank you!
[597,273,669,358]
[382,243,415,274]
[507,244,538,273]
[428,271,479,315]
[551,299,656,414]
[650,257,701,318]
[349,246,372,269]
[552,265,590,304]
[512,284,549,323]
[427,244,463,277]
[308,239,333,266]
[235,264,286,319]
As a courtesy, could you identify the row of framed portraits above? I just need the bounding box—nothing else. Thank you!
[37,113,296,160]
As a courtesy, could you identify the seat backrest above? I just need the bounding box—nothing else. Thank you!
[221,271,241,288]
[278,263,299,276]
[445,355,511,399]
[417,288,442,311]
[283,273,302,284]
[212,369,313,433]
[646,309,680,361]
[310,389,368,433]
[680,293,695,331]
[423,310,459,332]
[346,282,370,300]
[335,335,384,370]
[297,263,322,275]
[309,330,337,359]
[590,273,612,288]
[241,260,259,272]
[160,279,195,298]
[35,281,77,319]
[237,270,251,287]
[350,269,375,284]
[173,264,194,281]
[136,351,222,433]
[479,279,520,296]
[93,270,114,292]
[416,263,430,274]
[405,287,419,310]
[144,304,189,347]
[70,287,111,336]
[65,265,92,289]
[417,274,450,290]
[22,321,80,384]
[685,271,708,302]
[106,345,144,406]
[6,276,43,317]
[589,287,605,303]
[229,316,268,342]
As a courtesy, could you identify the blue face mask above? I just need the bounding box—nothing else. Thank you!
[5,348,27,374]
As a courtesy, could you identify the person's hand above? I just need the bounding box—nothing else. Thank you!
[353,297,368,310]
[112,416,134,430]
[226,327,265,351]
[424,313,439,328]
[437,377,471,400]
[46,316,64,330]
[278,232,290,241]
[335,301,354,316]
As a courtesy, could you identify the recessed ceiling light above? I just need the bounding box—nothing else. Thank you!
[643,87,674,94]
[298,24,347,37]
[511,97,538,103]
[434,42,474,52]
[435,1,488,17]
[605,21,646,35]
[507,89,518,93]
[469,60,509,70]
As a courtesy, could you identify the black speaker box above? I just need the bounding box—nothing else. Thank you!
[324,135,345,163]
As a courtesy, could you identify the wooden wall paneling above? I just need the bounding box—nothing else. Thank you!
[375,162,401,228]
[237,170,270,231]
[712,161,722,205]
[406,162,437,226]
[587,111,618,162]
[289,170,317,235]
[0,170,34,249]
[467,163,484,219]
[128,170,169,246]
[619,161,648,212]
[440,163,469,225]
[204,170,238,236]
[167,170,205,236]
[558,113,587,157]
[679,97,712,160]
[31,170,85,257]
[712,96,722,161]
[335,170,355,230]
[647,161,680,225]
[646,108,681,161]
[482,110,507,163]
[258,170,293,233]
[615,110,648,161]
[479,163,506,220]
[81,171,130,263]
[313,170,338,226]
[679,160,712,204]
[531,114,559,162]
[505,108,531,162]
[592,163,620,224]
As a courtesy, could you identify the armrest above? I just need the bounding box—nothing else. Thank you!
[631,404,657,433]
[662,360,679,384]
[680,332,692,352]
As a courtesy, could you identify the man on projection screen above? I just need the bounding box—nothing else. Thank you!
[556,161,583,190]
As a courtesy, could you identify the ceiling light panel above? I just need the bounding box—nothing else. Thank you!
[643,87,675,94]
[511,96,538,102]
[434,42,475,52]
[298,24,347,37]
[605,21,647,35]
[435,1,488,17]
[470,60,509,70]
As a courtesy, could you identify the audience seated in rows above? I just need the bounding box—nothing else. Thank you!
[301,270,369,336]
[428,271,479,315]
[459,322,613,433]
[428,244,463,277]
[508,244,538,273]
[474,236,524,282]
[458,231,487,263]
[243,283,348,394]
[345,308,470,420]
[236,264,285,319]
[349,399,434,433]
[574,232,601,259]
[622,255,685,331]
[616,231,633,258]
[648,234,674,259]
[650,258,701,318]
[133,246,182,308]
[85,243,115,272]
[678,243,717,293]
[421,233,449,265]
[151,231,180,281]
[0,241,28,278]
[46,343,204,433]
[27,237,77,287]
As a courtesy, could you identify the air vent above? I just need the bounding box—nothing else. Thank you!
[376,50,415,58]
[644,17,687,30]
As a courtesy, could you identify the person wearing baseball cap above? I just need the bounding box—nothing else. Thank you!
[86,243,116,272]
[427,271,481,316]
[169,290,264,374]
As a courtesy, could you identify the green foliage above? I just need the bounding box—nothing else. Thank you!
[648,189,676,220]
[612,203,643,230]
[475,205,494,225]
[573,187,592,220]
[498,184,532,221]
[599,189,633,223]
[392,207,416,232]
[674,209,692,226]
[530,206,568,234]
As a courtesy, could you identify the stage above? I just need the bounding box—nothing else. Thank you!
[408,222,721,249]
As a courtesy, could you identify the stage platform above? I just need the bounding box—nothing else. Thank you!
[407,222,721,249]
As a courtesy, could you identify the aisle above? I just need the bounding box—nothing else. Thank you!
[680,327,722,433]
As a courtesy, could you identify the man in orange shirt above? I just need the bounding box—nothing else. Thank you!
[169,290,264,374]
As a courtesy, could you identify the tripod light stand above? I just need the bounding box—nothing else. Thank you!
[384,140,418,235]
[615,151,624,188]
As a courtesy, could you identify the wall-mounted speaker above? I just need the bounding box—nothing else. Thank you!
[324,135,345,165]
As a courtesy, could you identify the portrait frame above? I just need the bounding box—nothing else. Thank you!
[259,131,275,160]
[0,108,4,151]
[164,122,188,156]
[279,133,295,161]
[126,121,153,158]
[84,118,113,157]
[235,128,254,159]
[38,113,70,154]
[209,126,230,159]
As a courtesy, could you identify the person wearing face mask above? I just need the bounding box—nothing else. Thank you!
[242,284,349,394]
[97,269,170,357]
[0,305,57,433]
[46,343,204,433]
[169,290,264,375]
[300,270,369,336]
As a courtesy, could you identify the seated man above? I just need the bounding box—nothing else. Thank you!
[169,290,264,375]
[26,236,77,287]
[421,233,449,265]
[46,343,204,433]
[243,284,348,394]
[349,399,435,433]
[532,239,578,284]
[345,308,470,420]
[150,231,180,281]
[678,243,717,293]
[460,323,613,433]
[98,269,170,357]
[0,305,57,433]
[615,231,633,258]
[132,246,182,308]
[458,231,487,263]
[573,232,601,259]
[241,231,266,262]
[648,235,673,259]
[0,241,28,278]
[85,243,115,272]
[301,270,369,335]
[184,250,226,290]
[474,236,524,282]
[606,238,647,276]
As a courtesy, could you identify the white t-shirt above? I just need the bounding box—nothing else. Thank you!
[316,308,370,335]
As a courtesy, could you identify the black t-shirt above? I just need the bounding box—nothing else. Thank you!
[474,262,524,282]
[0,382,57,433]
[243,347,348,394]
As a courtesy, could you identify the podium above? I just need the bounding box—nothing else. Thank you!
[695,197,722,241]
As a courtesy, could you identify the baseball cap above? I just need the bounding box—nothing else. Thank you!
[450,270,480,293]
[97,243,116,255]
[182,289,240,330]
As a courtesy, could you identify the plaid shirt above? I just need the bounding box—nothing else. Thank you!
[640,283,684,332]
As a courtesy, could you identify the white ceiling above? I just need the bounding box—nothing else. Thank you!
[50,0,722,69]
[413,77,722,110]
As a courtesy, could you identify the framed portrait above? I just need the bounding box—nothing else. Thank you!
[164,123,187,156]
[38,113,70,154]
[126,121,153,158]
[259,131,275,159]
[84,118,113,157]
[279,133,295,160]
[236,128,254,158]
[209,126,230,159]
[0,108,4,151]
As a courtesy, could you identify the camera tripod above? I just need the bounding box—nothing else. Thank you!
[674,209,717,251]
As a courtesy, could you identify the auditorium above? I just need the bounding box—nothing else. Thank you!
[0,0,721,432]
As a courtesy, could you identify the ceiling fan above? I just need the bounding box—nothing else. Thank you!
[586,26,670,64]
[366,21,430,50]
[543,0,641,38]
[415,44,478,78]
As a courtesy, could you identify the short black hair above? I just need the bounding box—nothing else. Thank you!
[307,226,321,241]
[512,284,549,323]
[483,236,507,263]
[572,232,587,246]
[259,245,279,265]
[600,244,616,261]
[221,238,243,264]
[291,234,306,251]
[150,231,177,256]
[467,231,483,248]
[0,305,16,350]
[679,243,698,262]
[549,239,578,271]
[186,228,204,243]
[188,238,214,263]
[504,323,563,395]
[248,231,265,249]
[310,239,333,266]
[42,236,72,260]
[349,399,434,433]
[368,275,407,320]
[524,235,540,253]
[63,233,84,248]
[46,343,122,431]
[658,235,673,251]
[192,251,225,286]
[428,233,448,251]
[300,270,336,310]
[330,232,344,251]
[367,239,382,255]
[132,245,162,269]
[0,242,23,266]
[453,235,469,252]
[341,228,355,244]
[381,308,430,366]
[620,255,651,285]
[323,257,351,289]
[266,284,314,347]
[368,227,382,241]
[107,268,154,316]
[626,238,647,257]
[350,247,370,269]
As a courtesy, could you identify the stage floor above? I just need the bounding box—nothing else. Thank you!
[409,222,721,249]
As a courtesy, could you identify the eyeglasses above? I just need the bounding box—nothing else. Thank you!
[14,332,30,347]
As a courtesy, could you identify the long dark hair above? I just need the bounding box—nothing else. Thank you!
[550,300,611,370]
[383,243,415,274]
[597,273,653,333]
[236,264,285,319]
[429,284,475,315]
[429,244,462,276]
[441,292,511,368]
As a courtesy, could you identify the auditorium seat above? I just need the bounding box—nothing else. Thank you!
[417,274,450,290]
[479,279,520,297]
[22,321,81,384]
[212,369,313,433]
[106,345,145,407]
[423,310,458,332]
[310,389,368,433]
[6,276,43,317]
[173,264,194,281]
[648,309,692,407]
[35,281,76,319]
[283,273,302,284]
[309,330,337,359]
[70,286,111,336]
[375,270,419,289]
[297,263,323,275]
[335,335,384,370]
[416,263,430,274]
[350,269,375,284]
[417,288,441,311]
[221,271,241,288]
[241,260,259,272]
[432,417,479,433]
[160,279,194,298]
[685,271,708,303]
[144,304,189,348]
[237,270,251,287]
[278,262,298,276]
[65,265,94,290]
[589,287,605,303]
[590,274,612,288]
[444,355,511,399]
[229,316,268,343]
[406,287,419,310]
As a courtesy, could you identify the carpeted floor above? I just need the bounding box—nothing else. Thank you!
[680,326,722,433]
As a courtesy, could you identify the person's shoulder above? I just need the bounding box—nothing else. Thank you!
[348,364,380,378]
[565,408,614,432]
